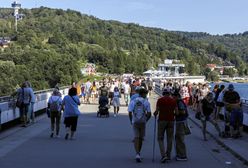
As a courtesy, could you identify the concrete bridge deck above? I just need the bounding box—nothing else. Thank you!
[0,94,246,168]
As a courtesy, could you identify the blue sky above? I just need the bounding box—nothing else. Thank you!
[1,0,248,35]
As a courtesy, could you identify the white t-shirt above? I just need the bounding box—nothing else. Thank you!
[110,84,115,92]
[124,84,130,94]
[85,81,92,92]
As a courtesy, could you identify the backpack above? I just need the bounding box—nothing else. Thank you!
[133,98,146,124]
[50,97,60,112]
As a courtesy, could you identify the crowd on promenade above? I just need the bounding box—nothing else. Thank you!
[160,81,243,139]
[13,77,244,164]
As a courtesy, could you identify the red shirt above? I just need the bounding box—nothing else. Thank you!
[156,96,177,121]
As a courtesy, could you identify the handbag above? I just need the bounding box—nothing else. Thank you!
[184,122,191,135]
[16,100,23,108]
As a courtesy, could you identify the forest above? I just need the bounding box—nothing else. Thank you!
[0,7,247,96]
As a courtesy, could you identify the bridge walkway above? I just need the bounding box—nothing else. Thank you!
[0,93,246,168]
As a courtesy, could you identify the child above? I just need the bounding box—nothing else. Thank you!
[112,87,121,117]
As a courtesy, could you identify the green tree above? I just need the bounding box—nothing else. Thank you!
[223,68,236,77]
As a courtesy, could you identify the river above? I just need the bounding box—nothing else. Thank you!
[211,82,248,100]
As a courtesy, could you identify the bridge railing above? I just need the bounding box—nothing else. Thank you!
[0,86,70,128]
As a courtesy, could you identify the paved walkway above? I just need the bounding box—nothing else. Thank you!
[0,93,246,168]
[188,108,248,166]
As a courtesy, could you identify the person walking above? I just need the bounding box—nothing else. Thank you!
[112,87,121,117]
[174,93,188,161]
[154,89,177,163]
[62,87,81,140]
[90,81,98,103]
[85,79,92,104]
[128,88,151,163]
[123,81,131,106]
[48,89,63,138]
[200,92,222,141]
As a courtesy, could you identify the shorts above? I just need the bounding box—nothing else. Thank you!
[86,92,91,98]
[64,116,78,131]
[133,123,146,139]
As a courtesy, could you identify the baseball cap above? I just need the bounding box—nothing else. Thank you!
[228,84,234,90]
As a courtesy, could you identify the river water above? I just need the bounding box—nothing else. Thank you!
[211,82,248,100]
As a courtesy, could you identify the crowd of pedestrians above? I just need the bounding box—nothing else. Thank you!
[13,77,244,164]
[161,81,243,139]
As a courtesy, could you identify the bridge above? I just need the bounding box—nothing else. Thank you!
[0,89,248,168]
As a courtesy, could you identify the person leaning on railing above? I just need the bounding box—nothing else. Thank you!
[223,84,243,138]
[15,81,34,127]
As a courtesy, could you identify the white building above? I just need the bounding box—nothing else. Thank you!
[158,59,185,77]
[144,59,205,84]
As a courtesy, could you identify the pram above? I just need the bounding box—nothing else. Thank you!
[97,95,110,118]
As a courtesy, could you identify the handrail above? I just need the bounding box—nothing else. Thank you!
[0,86,70,103]
[154,84,248,105]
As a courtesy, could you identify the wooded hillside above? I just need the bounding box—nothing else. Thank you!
[0,7,247,96]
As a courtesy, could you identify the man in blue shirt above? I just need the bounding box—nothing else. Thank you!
[16,81,34,127]
[128,88,151,162]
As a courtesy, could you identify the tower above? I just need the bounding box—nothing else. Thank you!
[11,1,22,32]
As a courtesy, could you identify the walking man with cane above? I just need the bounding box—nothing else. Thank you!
[128,88,151,163]
[154,89,178,163]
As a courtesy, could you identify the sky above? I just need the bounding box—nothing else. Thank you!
[1,0,248,35]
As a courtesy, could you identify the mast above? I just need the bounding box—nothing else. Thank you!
[11,1,21,32]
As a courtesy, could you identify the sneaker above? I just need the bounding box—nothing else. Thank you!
[160,156,170,163]
[56,135,60,138]
[176,156,188,161]
[135,154,142,163]
[114,114,117,117]
[65,133,69,140]
[50,132,54,138]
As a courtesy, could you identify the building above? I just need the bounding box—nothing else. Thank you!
[0,37,11,48]
[206,64,235,75]
[144,59,205,84]
[157,59,185,77]
[81,63,96,75]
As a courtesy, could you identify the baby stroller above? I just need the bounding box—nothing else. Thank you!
[97,95,110,118]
